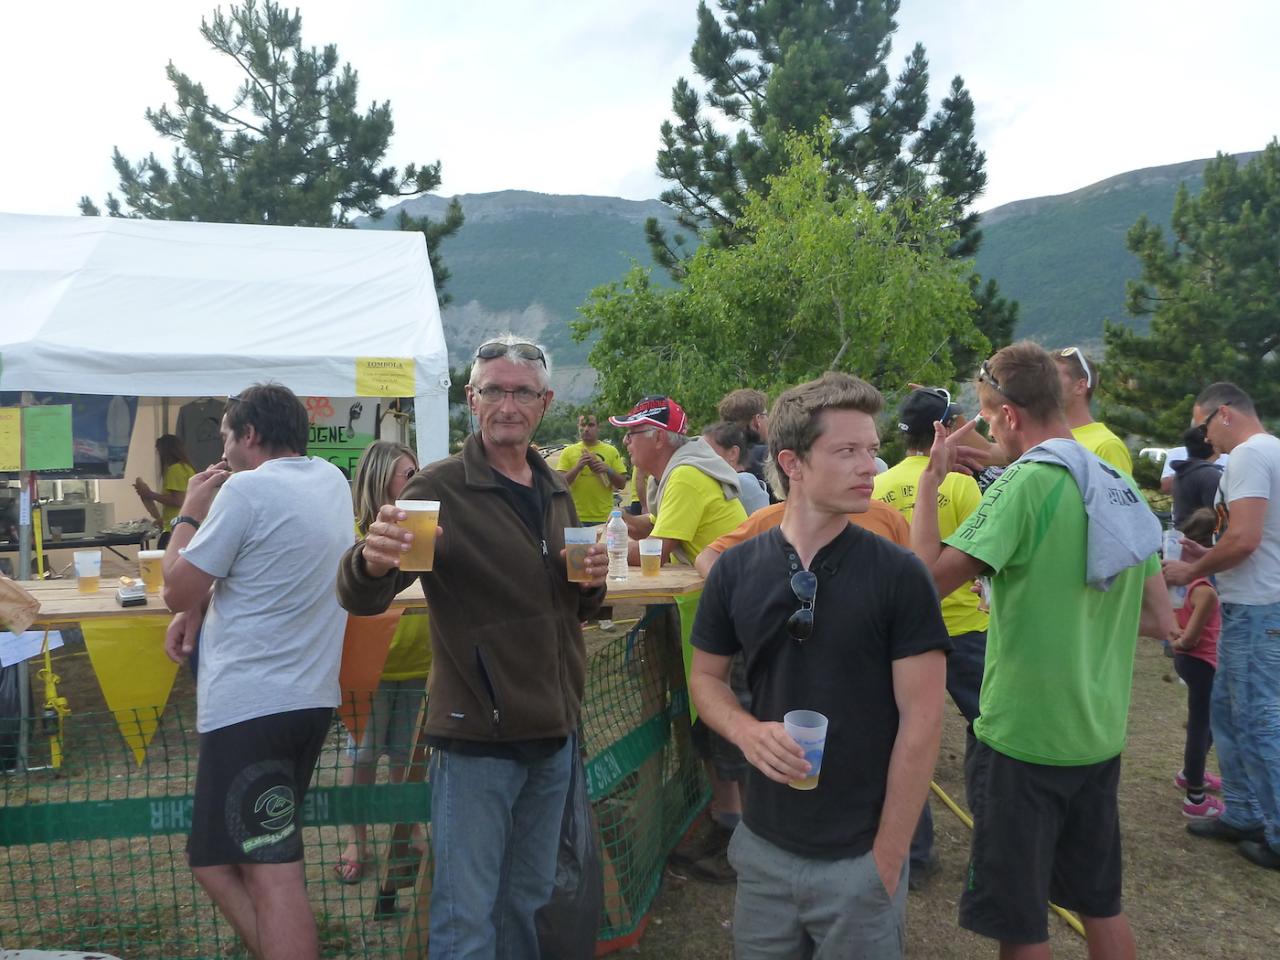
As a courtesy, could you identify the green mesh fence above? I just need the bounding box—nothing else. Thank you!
[0,610,707,958]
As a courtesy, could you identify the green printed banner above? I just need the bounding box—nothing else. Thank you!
[21,404,73,471]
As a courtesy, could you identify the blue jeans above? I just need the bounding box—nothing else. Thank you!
[912,631,986,868]
[428,738,574,960]
[1212,601,1280,850]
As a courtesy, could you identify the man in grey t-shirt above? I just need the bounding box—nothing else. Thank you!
[161,384,353,960]
[1165,382,1280,872]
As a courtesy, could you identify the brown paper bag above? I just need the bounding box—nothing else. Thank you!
[0,575,41,634]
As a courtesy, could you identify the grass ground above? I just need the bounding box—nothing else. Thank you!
[628,640,1280,959]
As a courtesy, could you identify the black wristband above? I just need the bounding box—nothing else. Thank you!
[170,515,201,532]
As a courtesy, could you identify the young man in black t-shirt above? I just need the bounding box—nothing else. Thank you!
[691,372,949,960]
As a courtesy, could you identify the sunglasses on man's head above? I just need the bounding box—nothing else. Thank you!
[1057,346,1093,390]
[977,360,1027,409]
[475,340,547,368]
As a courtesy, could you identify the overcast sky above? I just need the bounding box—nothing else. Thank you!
[3,0,1276,217]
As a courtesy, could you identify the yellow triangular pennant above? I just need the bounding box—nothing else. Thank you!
[82,616,179,766]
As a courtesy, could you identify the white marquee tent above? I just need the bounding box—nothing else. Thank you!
[0,212,450,464]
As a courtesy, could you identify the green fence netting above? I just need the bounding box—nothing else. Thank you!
[0,612,707,958]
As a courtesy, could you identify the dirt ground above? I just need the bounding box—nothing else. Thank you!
[629,641,1280,959]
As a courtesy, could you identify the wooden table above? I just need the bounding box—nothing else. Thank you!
[23,565,704,626]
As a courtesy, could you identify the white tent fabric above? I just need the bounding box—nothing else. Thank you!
[0,213,449,463]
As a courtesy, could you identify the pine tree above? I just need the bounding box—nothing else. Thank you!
[79,0,461,297]
[647,0,1014,352]
[1101,141,1280,438]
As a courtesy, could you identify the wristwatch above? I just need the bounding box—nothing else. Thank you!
[170,515,201,531]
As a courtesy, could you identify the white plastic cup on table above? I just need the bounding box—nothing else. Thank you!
[138,549,165,594]
[564,527,596,583]
[638,537,663,577]
[73,549,102,595]
[783,709,829,791]
[394,500,440,572]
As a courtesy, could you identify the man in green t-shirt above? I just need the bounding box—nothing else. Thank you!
[556,413,626,523]
[911,342,1173,958]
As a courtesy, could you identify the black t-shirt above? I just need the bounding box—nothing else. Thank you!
[692,524,950,860]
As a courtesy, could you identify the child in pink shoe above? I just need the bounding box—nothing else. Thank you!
[1167,509,1222,819]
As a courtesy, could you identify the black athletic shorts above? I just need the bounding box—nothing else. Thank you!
[187,707,332,868]
[959,739,1124,944]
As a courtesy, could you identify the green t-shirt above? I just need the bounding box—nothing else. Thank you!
[556,440,625,522]
[945,461,1157,766]
[161,462,196,527]
[651,464,747,563]
[873,456,988,636]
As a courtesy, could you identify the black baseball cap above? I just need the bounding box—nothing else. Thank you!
[898,388,951,435]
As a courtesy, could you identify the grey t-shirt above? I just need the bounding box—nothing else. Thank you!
[1215,433,1280,605]
[182,456,354,732]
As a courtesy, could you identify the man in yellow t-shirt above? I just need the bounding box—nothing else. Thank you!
[609,396,747,565]
[556,413,627,523]
[875,387,989,889]
[610,395,749,884]
[1053,347,1132,474]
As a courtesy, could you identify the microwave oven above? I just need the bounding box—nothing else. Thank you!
[41,501,115,539]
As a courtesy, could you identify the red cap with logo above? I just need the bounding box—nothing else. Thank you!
[608,396,688,434]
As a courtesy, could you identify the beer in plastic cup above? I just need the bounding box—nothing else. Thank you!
[138,549,165,594]
[564,527,596,583]
[395,500,440,572]
[74,549,102,594]
[639,537,663,577]
[783,709,829,791]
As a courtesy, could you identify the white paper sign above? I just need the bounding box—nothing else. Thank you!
[18,489,31,527]
[0,630,63,667]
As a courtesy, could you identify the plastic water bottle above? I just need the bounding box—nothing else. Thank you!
[1163,527,1188,607]
[606,508,629,583]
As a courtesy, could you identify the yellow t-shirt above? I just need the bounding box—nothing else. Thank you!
[1072,422,1132,475]
[160,462,196,527]
[556,440,626,523]
[651,465,748,563]
[382,610,433,681]
[873,456,989,636]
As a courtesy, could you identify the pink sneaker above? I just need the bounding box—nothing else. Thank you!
[1176,770,1223,793]
[1182,794,1225,821]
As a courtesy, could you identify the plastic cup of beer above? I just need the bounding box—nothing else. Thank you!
[394,500,440,572]
[564,527,596,583]
[783,709,829,791]
[73,549,102,594]
[138,549,165,594]
[639,537,663,577]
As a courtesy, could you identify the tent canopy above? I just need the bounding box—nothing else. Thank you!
[0,213,449,462]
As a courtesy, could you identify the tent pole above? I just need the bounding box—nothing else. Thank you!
[17,471,32,581]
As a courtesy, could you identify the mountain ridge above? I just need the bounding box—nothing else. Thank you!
[356,150,1265,398]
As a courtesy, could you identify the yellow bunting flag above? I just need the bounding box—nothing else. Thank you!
[337,610,403,745]
[82,617,180,766]
[0,408,20,472]
[355,357,415,398]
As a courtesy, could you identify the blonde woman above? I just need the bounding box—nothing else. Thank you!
[335,440,432,883]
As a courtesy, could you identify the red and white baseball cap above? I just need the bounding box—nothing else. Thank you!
[609,396,689,434]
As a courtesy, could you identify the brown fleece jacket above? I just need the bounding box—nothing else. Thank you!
[337,435,605,743]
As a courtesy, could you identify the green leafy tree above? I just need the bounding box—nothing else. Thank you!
[79,0,461,300]
[1101,141,1280,439]
[577,132,984,425]
[647,0,1014,351]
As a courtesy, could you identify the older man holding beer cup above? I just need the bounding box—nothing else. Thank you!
[337,335,608,960]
